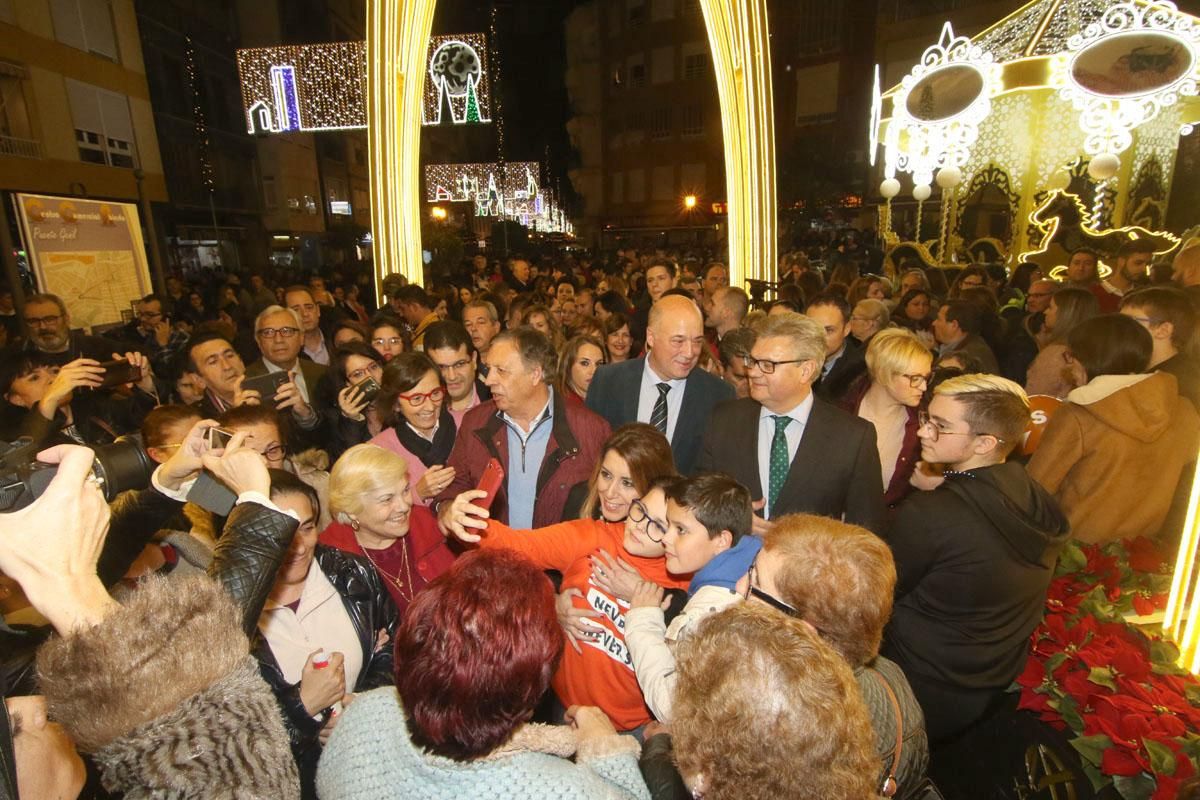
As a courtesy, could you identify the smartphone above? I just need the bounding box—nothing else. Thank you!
[353,376,381,403]
[186,471,238,516]
[475,458,505,511]
[97,358,142,389]
[206,426,235,450]
[241,371,289,409]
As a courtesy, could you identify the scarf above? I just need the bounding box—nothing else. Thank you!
[392,406,457,467]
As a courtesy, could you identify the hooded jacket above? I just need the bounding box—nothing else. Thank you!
[1027,371,1200,543]
[883,460,1069,692]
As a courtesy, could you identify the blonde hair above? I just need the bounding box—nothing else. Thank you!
[328,443,410,523]
[933,374,1030,457]
[673,604,877,800]
[764,514,897,667]
[865,328,930,385]
[755,311,827,373]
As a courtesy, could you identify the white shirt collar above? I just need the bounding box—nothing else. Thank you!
[758,391,815,425]
[642,358,687,388]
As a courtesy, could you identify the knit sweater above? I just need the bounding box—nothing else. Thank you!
[315,687,651,800]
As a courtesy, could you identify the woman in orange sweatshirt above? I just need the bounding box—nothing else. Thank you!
[441,476,688,732]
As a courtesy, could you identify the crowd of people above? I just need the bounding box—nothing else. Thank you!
[1,233,1199,800]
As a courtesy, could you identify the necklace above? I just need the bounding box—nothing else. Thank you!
[358,535,415,602]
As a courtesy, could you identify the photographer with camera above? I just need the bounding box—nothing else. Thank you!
[0,430,305,798]
[113,294,190,381]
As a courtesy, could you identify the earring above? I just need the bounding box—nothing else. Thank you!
[350,518,360,531]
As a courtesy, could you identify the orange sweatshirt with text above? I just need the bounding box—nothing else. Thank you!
[477,517,689,731]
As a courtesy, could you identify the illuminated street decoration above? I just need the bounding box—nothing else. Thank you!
[424,162,573,235]
[1053,1,1200,158]
[237,42,367,133]
[883,22,1002,188]
[423,34,492,125]
[698,0,777,287]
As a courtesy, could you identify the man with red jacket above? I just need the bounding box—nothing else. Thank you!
[434,327,611,528]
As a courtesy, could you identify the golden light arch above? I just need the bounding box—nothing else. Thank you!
[365,0,777,296]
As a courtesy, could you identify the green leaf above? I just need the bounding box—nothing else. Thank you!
[1049,696,1085,732]
[1070,733,1112,766]
[1149,639,1181,667]
[1080,760,1109,792]
[1044,651,1068,678]
[1088,666,1118,691]
[1144,738,1177,776]
[1113,773,1156,800]
[1179,733,1200,761]
[1058,542,1088,575]
[1186,683,1200,707]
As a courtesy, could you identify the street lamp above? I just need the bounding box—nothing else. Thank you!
[430,206,447,220]
[683,194,698,210]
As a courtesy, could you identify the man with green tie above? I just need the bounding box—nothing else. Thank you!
[696,312,884,533]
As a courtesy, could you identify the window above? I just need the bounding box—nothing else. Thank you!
[651,46,674,84]
[683,52,708,80]
[683,0,702,17]
[628,0,646,27]
[50,0,119,61]
[66,78,139,168]
[0,63,38,157]
[681,104,703,136]
[262,176,278,210]
[353,187,370,216]
[628,59,646,88]
[627,110,645,133]
[681,162,707,194]
[627,169,646,203]
[649,107,672,139]
[651,0,675,21]
[652,165,674,200]
[796,0,843,57]
[795,63,840,127]
[611,171,625,204]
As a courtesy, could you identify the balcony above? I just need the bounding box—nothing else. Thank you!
[0,135,42,159]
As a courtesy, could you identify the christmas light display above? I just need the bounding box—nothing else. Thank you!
[424,162,573,235]
[423,34,492,125]
[237,41,368,133]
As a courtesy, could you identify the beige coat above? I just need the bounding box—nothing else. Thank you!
[1028,372,1200,543]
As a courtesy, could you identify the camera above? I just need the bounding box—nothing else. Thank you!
[0,435,156,512]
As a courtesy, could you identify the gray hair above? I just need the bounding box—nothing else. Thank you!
[755,312,827,374]
[254,304,302,333]
[492,326,557,383]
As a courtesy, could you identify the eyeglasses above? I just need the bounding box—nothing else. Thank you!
[257,327,299,339]
[917,410,1004,443]
[742,355,807,374]
[1125,315,1162,328]
[746,560,800,617]
[25,314,62,327]
[627,499,668,542]
[398,387,445,406]
[900,372,932,389]
[257,443,286,460]
[346,362,383,382]
[372,336,404,348]
[138,311,164,320]
[434,358,472,375]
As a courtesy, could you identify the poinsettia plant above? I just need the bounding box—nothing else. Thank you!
[1015,536,1198,800]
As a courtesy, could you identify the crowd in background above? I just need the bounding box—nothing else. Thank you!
[2,225,1200,800]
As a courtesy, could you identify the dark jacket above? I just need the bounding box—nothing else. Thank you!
[840,375,922,508]
[813,337,868,403]
[1159,352,1200,410]
[434,391,611,527]
[252,545,398,798]
[244,358,329,452]
[586,356,734,475]
[696,395,885,532]
[882,461,1069,700]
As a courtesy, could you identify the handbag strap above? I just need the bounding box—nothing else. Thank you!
[867,667,904,798]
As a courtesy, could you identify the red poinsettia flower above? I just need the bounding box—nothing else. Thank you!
[1083,547,1121,588]
[1045,576,1088,615]
[1084,698,1189,775]
[1121,679,1200,729]
[1031,613,1096,665]
[1061,669,1108,712]
[1077,635,1151,683]
[1132,591,1169,616]
[1125,536,1170,574]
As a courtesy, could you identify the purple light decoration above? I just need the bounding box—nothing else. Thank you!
[270,65,301,131]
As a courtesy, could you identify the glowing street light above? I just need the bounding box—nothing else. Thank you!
[430,206,447,220]
[683,194,698,210]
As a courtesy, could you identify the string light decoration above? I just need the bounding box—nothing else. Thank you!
[184,37,215,190]
[424,162,573,235]
[697,0,778,287]
[237,42,368,133]
[422,34,492,125]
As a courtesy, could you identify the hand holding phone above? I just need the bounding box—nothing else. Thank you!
[240,372,289,409]
[475,458,505,511]
[96,358,142,389]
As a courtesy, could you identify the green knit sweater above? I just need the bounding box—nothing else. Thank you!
[315,688,651,799]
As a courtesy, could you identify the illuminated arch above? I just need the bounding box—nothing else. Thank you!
[365,0,777,296]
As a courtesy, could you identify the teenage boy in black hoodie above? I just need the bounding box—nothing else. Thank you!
[882,374,1069,743]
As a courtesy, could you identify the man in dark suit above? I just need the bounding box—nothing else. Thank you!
[806,293,866,402]
[587,294,733,474]
[696,312,884,532]
[244,304,326,449]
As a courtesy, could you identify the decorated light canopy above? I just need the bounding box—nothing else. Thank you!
[424,162,573,236]
[872,0,1200,269]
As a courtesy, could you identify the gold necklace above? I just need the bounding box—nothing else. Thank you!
[359,536,414,602]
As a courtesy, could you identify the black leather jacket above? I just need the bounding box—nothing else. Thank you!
[252,545,398,799]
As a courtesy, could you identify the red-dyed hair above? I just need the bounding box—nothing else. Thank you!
[396,549,564,760]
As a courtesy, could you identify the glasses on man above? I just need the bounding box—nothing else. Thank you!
[900,372,931,389]
[627,499,668,542]
[917,410,1004,444]
[257,327,300,339]
[372,336,404,348]
[25,314,62,328]
[138,311,164,320]
[742,355,806,374]
[435,358,472,375]
[258,443,286,461]
[398,387,446,406]
[346,362,383,383]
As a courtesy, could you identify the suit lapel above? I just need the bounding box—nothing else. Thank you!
[619,359,643,424]
[779,398,831,501]
[740,401,765,499]
[675,373,703,444]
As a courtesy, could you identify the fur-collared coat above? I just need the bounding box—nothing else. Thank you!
[36,574,300,799]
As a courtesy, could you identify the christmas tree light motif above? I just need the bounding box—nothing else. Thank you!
[464,74,482,123]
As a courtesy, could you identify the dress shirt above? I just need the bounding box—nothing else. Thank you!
[637,360,687,443]
[500,390,554,529]
[757,392,816,518]
[822,342,847,380]
[304,332,330,366]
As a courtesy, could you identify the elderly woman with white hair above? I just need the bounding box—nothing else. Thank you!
[839,329,932,508]
[320,443,456,615]
[849,299,890,346]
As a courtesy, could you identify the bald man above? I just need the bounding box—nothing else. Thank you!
[587,295,735,473]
